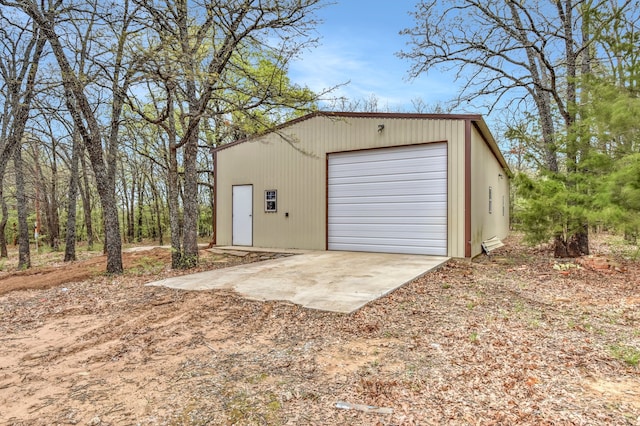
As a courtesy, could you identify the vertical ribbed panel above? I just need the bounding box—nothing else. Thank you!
[328,143,447,255]
[470,125,510,256]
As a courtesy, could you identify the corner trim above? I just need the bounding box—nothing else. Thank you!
[213,150,217,245]
[465,119,472,258]
[325,154,329,250]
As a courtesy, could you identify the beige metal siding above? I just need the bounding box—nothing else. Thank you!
[447,121,466,258]
[216,119,326,250]
[470,125,510,256]
[216,115,469,256]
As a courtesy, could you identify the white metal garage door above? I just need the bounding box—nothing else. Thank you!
[328,143,447,255]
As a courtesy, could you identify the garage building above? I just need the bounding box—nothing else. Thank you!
[212,112,510,258]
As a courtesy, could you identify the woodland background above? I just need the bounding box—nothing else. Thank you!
[0,0,639,274]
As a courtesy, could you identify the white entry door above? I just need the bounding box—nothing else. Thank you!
[232,185,253,246]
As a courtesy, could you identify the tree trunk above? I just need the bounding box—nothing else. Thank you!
[163,91,182,268]
[14,144,31,269]
[79,151,94,249]
[27,5,123,273]
[176,0,200,269]
[0,31,45,263]
[576,224,589,256]
[168,143,182,268]
[128,173,136,242]
[64,131,81,262]
[208,145,216,246]
[0,186,8,258]
[572,3,594,258]
[181,130,199,268]
[553,235,569,258]
[557,0,589,258]
[151,174,163,245]
[511,1,588,258]
[49,143,60,250]
[120,165,131,243]
[507,2,559,174]
[33,143,61,251]
[101,191,122,273]
[136,180,144,243]
[553,228,590,258]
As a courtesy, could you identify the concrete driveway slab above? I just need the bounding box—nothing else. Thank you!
[147,251,449,313]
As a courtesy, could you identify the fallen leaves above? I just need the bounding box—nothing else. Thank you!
[0,235,639,425]
[525,376,540,387]
[577,255,627,273]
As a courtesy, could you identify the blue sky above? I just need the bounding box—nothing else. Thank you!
[289,0,461,112]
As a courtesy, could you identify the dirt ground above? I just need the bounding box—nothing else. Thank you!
[1,236,639,425]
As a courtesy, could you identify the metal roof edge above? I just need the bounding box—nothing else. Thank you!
[211,111,321,154]
[212,112,511,178]
[469,117,513,177]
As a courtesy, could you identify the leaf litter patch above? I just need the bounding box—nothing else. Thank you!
[0,234,638,425]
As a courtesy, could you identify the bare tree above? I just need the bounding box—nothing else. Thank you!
[0,0,147,273]
[27,132,61,250]
[64,129,80,261]
[400,0,635,256]
[1,0,324,270]
[130,0,324,268]
[0,12,45,265]
[13,142,30,266]
[33,91,93,259]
